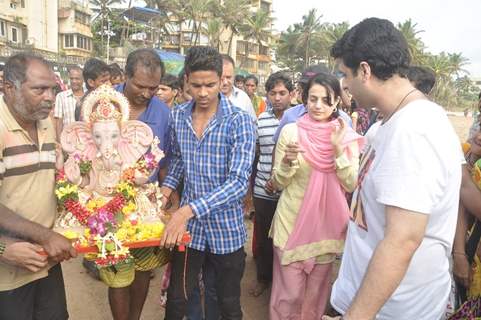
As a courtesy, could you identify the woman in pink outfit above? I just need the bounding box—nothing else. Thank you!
[269,73,364,319]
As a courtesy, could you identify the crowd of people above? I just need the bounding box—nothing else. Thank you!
[0,16,480,320]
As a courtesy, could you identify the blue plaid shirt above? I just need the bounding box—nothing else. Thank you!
[163,94,256,254]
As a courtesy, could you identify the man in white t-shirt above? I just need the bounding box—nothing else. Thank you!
[220,54,257,121]
[362,65,437,154]
[323,18,464,320]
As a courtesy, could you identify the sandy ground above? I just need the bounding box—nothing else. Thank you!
[63,220,268,320]
[62,115,473,320]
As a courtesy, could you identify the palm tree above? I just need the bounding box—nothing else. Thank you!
[294,9,324,67]
[203,17,223,50]
[184,0,214,46]
[146,0,190,53]
[447,52,469,77]
[239,10,273,57]
[215,0,251,55]
[397,19,426,64]
[90,0,124,53]
[424,52,469,109]
[321,22,349,67]
[276,26,304,75]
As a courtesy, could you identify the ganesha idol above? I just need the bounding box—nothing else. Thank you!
[54,85,168,270]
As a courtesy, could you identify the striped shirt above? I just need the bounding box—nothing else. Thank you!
[254,109,281,200]
[163,94,256,254]
[0,98,57,291]
[53,89,79,126]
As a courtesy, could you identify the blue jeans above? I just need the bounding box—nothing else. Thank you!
[186,264,219,320]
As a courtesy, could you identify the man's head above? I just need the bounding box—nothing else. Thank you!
[220,54,235,96]
[244,75,259,98]
[234,74,245,91]
[83,58,111,91]
[0,64,4,94]
[184,46,223,110]
[176,69,192,104]
[331,18,411,107]
[157,74,180,107]
[67,66,83,92]
[406,66,435,95]
[109,63,124,86]
[265,71,294,114]
[3,53,57,123]
[124,48,164,107]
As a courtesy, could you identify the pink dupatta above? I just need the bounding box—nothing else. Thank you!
[284,114,365,253]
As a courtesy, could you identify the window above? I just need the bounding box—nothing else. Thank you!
[236,41,246,54]
[166,34,179,45]
[248,43,259,55]
[64,34,74,47]
[76,35,91,50]
[259,45,268,55]
[260,1,270,12]
[75,11,90,25]
[236,55,246,66]
[259,61,269,72]
[0,21,5,37]
[21,0,25,8]
[182,32,193,44]
[11,27,18,43]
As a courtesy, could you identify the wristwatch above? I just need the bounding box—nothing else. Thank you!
[0,241,6,257]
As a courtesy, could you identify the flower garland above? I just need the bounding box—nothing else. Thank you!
[55,150,163,267]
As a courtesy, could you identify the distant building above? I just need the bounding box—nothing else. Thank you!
[0,0,57,53]
[471,76,481,92]
[233,0,273,86]
[0,0,91,65]
[58,0,93,58]
[109,1,274,85]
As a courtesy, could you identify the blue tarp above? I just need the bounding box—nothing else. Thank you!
[122,6,161,23]
[155,49,185,76]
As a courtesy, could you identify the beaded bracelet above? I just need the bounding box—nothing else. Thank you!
[0,241,6,256]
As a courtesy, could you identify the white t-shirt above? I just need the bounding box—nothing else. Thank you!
[228,86,257,121]
[331,100,464,320]
[363,120,381,153]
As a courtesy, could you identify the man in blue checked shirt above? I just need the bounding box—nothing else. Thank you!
[159,46,256,319]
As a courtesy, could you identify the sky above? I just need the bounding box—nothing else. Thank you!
[271,0,481,77]
[134,0,481,77]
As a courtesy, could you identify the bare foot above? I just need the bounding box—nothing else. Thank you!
[248,281,269,297]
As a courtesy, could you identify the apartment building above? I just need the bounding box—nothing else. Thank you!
[58,0,93,58]
[0,0,91,65]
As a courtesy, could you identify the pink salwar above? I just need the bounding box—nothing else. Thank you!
[269,247,333,320]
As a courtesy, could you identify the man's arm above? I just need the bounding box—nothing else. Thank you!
[161,112,184,195]
[0,236,48,272]
[452,203,471,288]
[343,206,428,320]
[0,204,76,262]
[160,113,256,248]
[54,118,63,142]
[460,164,481,218]
[53,93,63,141]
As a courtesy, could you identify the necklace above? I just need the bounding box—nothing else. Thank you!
[381,88,418,125]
